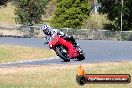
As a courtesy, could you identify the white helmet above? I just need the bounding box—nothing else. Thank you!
[41,25,51,35]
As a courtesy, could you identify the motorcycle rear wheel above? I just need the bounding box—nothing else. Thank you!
[55,46,70,62]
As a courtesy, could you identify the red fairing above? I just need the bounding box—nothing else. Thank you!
[48,34,59,48]
[48,34,79,59]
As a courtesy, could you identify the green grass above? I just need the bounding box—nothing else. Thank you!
[0,61,131,88]
[0,49,10,57]
[0,45,55,63]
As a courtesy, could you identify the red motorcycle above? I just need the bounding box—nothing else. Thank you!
[45,34,85,62]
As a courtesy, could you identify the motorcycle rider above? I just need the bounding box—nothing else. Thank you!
[41,25,78,46]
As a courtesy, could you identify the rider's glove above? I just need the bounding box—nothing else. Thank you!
[44,42,49,45]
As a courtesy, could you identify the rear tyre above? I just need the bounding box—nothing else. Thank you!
[55,46,70,62]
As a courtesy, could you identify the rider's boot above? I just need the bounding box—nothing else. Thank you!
[73,42,80,47]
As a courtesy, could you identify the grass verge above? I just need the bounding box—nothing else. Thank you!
[0,61,131,88]
[0,45,55,63]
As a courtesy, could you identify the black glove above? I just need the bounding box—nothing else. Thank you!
[44,41,49,45]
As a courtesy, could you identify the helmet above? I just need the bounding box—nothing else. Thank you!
[41,25,51,35]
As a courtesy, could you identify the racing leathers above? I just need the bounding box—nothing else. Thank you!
[44,30,78,46]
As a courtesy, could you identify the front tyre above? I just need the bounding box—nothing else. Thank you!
[55,46,70,62]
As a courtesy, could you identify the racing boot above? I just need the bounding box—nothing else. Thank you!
[73,42,80,47]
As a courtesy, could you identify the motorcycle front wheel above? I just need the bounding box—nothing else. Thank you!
[55,46,70,62]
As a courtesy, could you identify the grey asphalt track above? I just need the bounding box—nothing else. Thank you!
[0,37,132,67]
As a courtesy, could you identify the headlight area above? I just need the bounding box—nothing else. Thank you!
[49,45,53,48]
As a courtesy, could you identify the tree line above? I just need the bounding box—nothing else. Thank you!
[0,0,132,31]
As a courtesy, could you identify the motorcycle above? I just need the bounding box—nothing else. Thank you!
[45,34,85,62]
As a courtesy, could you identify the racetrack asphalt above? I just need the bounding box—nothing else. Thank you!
[0,37,132,67]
